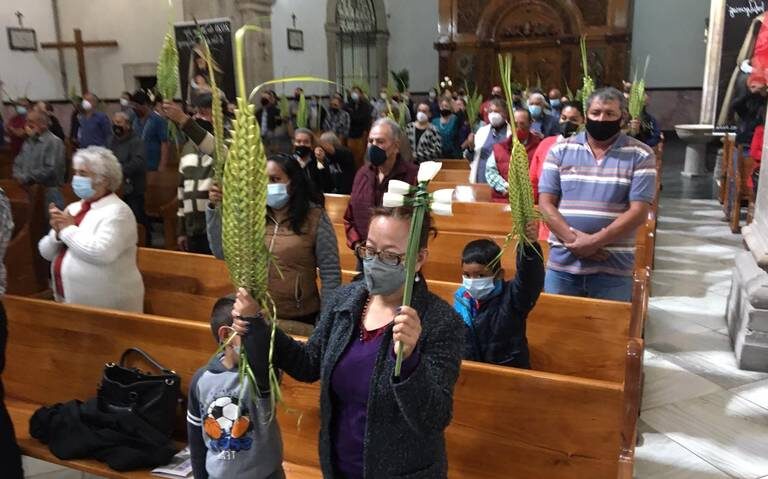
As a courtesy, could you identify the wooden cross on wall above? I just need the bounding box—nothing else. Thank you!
[41,29,118,94]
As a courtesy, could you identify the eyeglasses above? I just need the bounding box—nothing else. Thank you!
[355,245,406,266]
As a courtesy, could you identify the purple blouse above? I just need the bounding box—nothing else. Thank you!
[330,326,420,478]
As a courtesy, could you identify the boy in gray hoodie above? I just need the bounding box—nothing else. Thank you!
[187,297,284,478]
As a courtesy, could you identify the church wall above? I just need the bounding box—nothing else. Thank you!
[631,0,710,89]
[56,0,184,99]
[270,0,330,96]
[384,0,439,93]
[631,0,711,128]
[268,0,439,95]
[0,2,61,100]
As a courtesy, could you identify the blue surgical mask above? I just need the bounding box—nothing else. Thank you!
[529,105,543,119]
[462,276,497,301]
[72,175,95,200]
[232,344,241,356]
[550,99,561,108]
[363,257,406,296]
[15,106,27,115]
[267,182,289,209]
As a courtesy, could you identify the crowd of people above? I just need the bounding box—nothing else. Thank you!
[0,69,764,478]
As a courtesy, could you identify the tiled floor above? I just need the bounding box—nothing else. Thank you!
[21,134,768,478]
[635,189,768,475]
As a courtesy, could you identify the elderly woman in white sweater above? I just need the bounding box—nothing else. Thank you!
[38,146,145,312]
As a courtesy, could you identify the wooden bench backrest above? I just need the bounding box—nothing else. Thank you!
[136,249,631,383]
[434,168,471,183]
[325,194,516,236]
[428,182,493,202]
[137,248,232,297]
[3,295,628,479]
[438,159,470,170]
[2,181,49,294]
[145,170,179,217]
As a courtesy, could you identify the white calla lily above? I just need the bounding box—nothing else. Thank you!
[431,201,453,216]
[417,161,443,183]
[432,188,454,205]
[382,192,406,208]
[387,179,413,195]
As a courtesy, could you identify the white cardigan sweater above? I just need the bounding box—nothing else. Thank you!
[38,193,145,313]
[469,123,511,184]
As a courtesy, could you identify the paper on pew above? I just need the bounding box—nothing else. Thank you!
[152,447,192,478]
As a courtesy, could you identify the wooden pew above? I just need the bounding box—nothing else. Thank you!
[135,248,637,384]
[2,181,49,294]
[438,159,470,170]
[4,295,641,479]
[325,194,655,273]
[428,181,493,202]
[145,170,179,249]
[434,168,471,183]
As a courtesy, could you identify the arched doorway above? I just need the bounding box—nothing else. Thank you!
[326,0,389,94]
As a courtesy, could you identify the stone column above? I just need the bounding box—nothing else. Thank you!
[742,113,768,266]
[726,110,768,372]
[235,0,275,94]
[700,0,726,125]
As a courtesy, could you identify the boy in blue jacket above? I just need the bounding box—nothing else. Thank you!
[454,222,545,368]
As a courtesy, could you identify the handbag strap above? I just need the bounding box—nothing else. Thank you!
[119,348,175,375]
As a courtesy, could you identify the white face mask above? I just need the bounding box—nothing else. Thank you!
[416,111,429,123]
[351,92,360,101]
[81,100,93,111]
[488,112,505,128]
[462,276,497,301]
[120,98,129,107]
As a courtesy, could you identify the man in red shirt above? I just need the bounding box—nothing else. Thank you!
[343,118,418,263]
[4,98,30,158]
[485,108,541,203]
[480,86,503,124]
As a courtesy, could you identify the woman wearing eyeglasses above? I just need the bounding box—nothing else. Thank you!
[205,153,341,332]
[233,206,464,479]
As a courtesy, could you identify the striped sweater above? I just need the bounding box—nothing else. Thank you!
[177,142,214,238]
[538,131,657,276]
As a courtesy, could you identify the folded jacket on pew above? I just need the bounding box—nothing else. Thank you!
[29,398,177,471]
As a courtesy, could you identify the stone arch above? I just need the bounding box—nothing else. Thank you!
[476,0,585,41]
[325,0,389,93]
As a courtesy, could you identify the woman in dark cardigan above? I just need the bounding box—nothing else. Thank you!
[234,206,464,478]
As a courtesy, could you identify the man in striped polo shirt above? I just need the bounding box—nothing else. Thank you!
[538,87,656,301]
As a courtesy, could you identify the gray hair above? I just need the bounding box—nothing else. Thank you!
[528,92,546,104]
[319,131,341,145]
[113,111,130,122]
[294,127,315,144]
[72,146,123,192]
[586,87,628,113]
[372,117,401,142]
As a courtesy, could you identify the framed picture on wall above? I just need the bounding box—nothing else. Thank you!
[287,28,303,51]
[7,27,37,51]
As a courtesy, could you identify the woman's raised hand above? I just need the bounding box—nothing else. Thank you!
[393,305,422,360]
[231,288,261,335]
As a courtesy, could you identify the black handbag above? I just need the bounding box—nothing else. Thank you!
[97,348,182,438]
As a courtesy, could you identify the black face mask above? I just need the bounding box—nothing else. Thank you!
[440,108,452,117]
[559,121,580,138]
[260,98,270,106]
[367,144,388,167]
[294,145,312,158]
[112,125,125,137]
[585,118,622,141]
